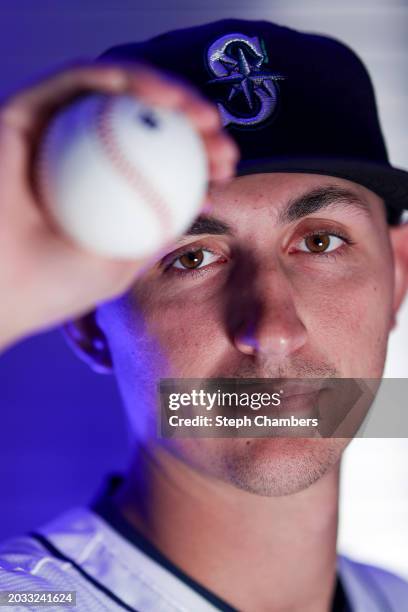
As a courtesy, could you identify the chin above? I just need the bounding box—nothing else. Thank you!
[218,437,348,497]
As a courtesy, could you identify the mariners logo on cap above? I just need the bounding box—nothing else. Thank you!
[206,33,285,128]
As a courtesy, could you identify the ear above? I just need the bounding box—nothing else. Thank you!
[63,311,113,374]
[389,222,408,329]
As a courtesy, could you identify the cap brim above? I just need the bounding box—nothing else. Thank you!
[237,157,408,220]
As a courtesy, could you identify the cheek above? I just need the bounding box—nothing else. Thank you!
[296,264,393,376]
[124,279,227,376]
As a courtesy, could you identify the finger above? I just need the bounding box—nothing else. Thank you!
[176,96,222,134]
[126,64,240,177]
[209,160,236,182]
[0,62,132,134]
[208,152,237,181]
[125,64,223,131]
[202,131,240,178]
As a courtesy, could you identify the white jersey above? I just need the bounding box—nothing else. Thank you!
[0,503,407,611]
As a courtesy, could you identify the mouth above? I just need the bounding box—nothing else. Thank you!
[241,380,327,399]
[277,390,322,418]
[277,379,327,394]
[222,379,328,419]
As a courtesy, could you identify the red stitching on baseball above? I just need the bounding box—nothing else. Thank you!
[95,96,174,247]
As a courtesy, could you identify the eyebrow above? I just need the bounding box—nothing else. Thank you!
[182,186,372,238]
[279,186,372,224]
[185,214,233,236]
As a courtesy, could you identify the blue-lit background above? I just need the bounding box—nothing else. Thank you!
[1,0,407,579]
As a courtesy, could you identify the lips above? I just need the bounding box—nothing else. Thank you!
[277,379,327,395]
[237,380,326,402]
[220,379,328,419]
[277,390,321,418]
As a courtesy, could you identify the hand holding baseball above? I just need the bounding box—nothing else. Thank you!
[0,62,239,351]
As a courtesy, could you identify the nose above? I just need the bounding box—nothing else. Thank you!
[233,271,307,359]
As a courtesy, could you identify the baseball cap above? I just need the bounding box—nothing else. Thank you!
[99,18,408,224]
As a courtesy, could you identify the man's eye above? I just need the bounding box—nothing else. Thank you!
[171,248,220,270]
[298,233,346,254]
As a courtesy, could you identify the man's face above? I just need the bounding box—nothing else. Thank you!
[97,173,395,495]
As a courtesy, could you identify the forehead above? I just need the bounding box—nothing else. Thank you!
[207,172,386,225]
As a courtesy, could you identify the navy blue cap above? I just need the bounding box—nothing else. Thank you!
[100,19,408,224]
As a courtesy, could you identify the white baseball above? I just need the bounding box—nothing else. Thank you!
[37,93,208,258]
